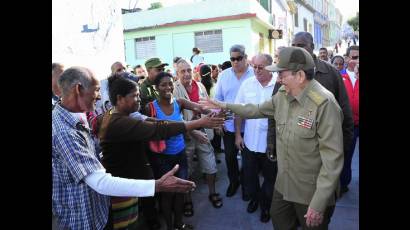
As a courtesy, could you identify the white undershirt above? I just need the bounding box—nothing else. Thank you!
[346,69,357,87]
[84,169,155,197]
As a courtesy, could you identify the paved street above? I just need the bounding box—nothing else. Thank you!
[181,139,359,230]
[53,140,359,230]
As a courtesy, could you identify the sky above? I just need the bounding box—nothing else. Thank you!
[120,0,358,22]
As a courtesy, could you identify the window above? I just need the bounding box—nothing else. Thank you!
[259,33,264,52]
[135,36,156,59]
[295,11,299,27]
[303,18,308,32]
[194,29,223,53]
[272,14,276,27]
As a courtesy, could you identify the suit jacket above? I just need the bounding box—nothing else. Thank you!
[313,55,354,157]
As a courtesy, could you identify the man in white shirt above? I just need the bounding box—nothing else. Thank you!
[234,54,277,223]
[214,44,254,198]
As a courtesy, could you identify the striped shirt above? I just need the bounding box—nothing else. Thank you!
[52,103,110,230]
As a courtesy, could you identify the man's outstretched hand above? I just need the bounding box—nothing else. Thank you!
[199,98,226,110]
[155,164,196,193]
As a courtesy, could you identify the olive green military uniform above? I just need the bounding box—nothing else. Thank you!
[140,57,168,113]
[139,78,160,113]
[226,79,344,229]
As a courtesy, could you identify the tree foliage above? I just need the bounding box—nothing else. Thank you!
[347,12,359,31]
[148,2,163,10]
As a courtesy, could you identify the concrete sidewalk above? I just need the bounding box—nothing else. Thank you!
[183,140,359,230]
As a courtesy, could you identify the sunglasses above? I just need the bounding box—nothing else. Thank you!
[351,56,359,60]
[156,67,165,71]
[230,56,244,62]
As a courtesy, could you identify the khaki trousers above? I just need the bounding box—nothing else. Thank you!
[270,189,335,230]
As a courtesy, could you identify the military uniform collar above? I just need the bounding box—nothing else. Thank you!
[144,78,155,86]
[313,55,329,74]
[293,80,314,106]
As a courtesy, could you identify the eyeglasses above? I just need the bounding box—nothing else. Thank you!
[351,56,359,60]
[252,65,267,71]
[230,56,244,62]
[156,67,165,71]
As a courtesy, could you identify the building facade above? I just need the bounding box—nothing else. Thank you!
[52,0,125,80]
[123,0,288,68]
[293,0,315,39]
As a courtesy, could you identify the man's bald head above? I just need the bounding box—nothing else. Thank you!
[292,32,315,55]
[111,62,126,74]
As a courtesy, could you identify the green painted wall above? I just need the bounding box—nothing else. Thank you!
[124,19,256,68]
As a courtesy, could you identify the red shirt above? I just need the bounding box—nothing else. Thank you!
[341,73,359,126]
[187,80,200,103]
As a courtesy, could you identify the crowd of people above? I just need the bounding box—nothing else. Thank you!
[52,31,359,230]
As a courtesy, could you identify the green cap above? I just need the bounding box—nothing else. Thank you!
[144,57,169,69]
[265,47,315,72]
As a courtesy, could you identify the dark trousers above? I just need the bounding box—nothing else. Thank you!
[152,151,188,230]
[340,126,359,187]
[242,146,277,211]
[222,131,243,185]
[211,132,222,151]
[270,190,335,230]
[139,152,161,224]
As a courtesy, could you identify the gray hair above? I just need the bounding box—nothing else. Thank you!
[176,58,192,68]
[58,67,94,97]
[230,44,246,56]
[262,54,273,65]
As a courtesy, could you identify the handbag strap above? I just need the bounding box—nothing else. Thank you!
[149,102,156,118]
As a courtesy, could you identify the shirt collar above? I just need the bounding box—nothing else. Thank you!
[54,104,90,131]
[256,75,275,88]
[229,65,253,77]
[293,80,314,106]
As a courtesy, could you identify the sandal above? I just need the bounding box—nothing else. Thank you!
[174,223,194,230]
[208,193,223,208]
[183,202,194,217]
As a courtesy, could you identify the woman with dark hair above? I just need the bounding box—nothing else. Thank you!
[97,72,224,230]
[145,72,216,230]
[199,64,214,97]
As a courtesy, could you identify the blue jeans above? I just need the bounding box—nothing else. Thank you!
[340,126,359,187]
[242,146,277,211]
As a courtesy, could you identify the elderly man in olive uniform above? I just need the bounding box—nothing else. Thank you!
[200,47,344,229]
[292,32,354,181]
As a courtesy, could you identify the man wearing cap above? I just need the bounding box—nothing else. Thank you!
[200,47,344,229]
[292,32,354,195]
[140,57,169,111]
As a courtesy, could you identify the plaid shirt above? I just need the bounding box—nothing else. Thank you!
[52,104,110,230]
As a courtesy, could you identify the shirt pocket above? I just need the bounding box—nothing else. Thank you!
[245,92,257,98]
